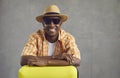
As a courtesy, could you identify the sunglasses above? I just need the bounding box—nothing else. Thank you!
[43,17,61,24]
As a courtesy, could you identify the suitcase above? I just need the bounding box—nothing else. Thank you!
[18,65,77,78]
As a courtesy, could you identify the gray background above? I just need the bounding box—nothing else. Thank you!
[0,0,120,78]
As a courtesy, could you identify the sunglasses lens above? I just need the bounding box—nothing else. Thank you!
[43,18,51,24]
[43,17,60,24]
[53,19,60,24]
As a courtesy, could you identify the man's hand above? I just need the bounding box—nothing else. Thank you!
[52,53,65,60]
[52,53,73,64]
[27,57,48,66]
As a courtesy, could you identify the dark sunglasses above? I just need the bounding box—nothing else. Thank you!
[43,17,61,24]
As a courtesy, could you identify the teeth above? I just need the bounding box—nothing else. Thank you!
[49,29,55,32]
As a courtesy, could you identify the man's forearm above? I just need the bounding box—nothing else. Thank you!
[20,55,69,66]
[20,55,80,66]
[21,55,34,66]
[52,54,81,66]
[47,59,69,66]
[21,55,51,66]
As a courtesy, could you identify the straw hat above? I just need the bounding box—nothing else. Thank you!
[36,5,68,23]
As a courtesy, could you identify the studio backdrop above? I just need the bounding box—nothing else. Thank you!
[0,0,120,78]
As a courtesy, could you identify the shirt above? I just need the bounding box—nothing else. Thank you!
[21,29,81,59]
[48,42,57,56]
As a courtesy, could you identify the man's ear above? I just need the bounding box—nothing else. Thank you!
[59,21,63,26]
[42,22,46,27]
[41,18,45,27]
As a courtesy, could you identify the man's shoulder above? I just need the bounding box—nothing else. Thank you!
[29,29,44,39]
[60,29,75,40]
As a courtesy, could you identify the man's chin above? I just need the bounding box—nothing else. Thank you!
[48,32,58,37]
[48,34,57,37]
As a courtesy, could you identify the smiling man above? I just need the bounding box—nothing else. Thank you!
[21,5,81,66]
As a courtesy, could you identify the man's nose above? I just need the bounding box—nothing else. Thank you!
[49,21,55,28]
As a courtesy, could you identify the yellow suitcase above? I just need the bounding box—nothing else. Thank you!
[18,65,77,78]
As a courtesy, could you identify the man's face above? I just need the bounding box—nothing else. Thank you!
[42,16,62,37]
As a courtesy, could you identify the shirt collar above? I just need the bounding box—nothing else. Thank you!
[38,29,66,41]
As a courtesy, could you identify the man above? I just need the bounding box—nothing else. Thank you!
[21,5,81,66]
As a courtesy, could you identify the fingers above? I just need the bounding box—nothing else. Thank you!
[52,54,64,60]
[52,53,73,62]
[27,58,48,66]
[63,54,73,64]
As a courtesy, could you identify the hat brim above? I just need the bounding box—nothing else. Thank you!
[36,14,68,23]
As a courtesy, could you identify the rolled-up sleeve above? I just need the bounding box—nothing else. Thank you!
[21,34,38,56]
[65,35,81,60]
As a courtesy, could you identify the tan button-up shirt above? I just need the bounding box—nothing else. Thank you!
[21,29,81,60]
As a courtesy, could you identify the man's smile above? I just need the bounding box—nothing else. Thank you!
[48,28,56,32]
